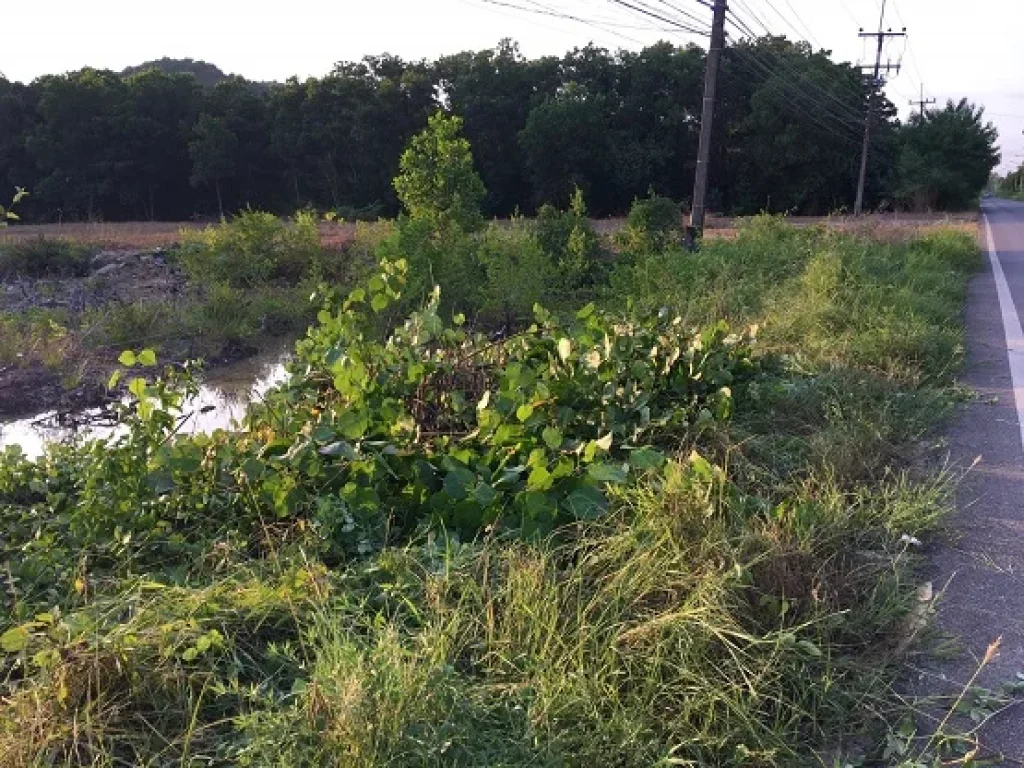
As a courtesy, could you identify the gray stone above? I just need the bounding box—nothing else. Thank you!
[93,263,122,277]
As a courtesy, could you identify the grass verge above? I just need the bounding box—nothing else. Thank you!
[0,219,979,766]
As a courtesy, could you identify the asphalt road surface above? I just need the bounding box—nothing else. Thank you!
[918,198,1024,762]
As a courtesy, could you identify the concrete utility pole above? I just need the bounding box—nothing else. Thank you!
[687,0,728,247]
[853,0,905,216]
[909,84,936,117]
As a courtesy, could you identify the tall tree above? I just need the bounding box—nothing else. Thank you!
[189,113,237,218]
[394,112,486,231]
[897,99,1000,211]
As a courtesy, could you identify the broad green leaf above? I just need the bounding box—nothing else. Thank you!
[1,626,30,653]
[128,377,147,400]
[371,293,389,312]
[471,482,498,507]
[443,467,477,500]
[107,370,121,390]
[542,426,563,450]
[588,462,628,485]
[336,409,369,440]
[118,350,137,366]
[516,403,534,422]
[137,349,158,367]
[562,486,608,519]
[690,451,714,482]
[311,424,335,443]
[629,447,665,470]
[527,465,553,491]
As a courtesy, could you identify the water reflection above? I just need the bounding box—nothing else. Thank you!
[0,346,292,459]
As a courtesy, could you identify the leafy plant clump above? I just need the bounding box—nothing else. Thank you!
[177,209,325,289]
[618,192,683,256]
[534,187,604,295]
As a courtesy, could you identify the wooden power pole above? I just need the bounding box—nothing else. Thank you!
[853,0,905,216]
[909,84,936,117]
[687,0,728,246]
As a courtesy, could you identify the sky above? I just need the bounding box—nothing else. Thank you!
[4,0,1023,171]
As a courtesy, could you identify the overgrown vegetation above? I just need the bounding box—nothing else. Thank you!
[0,121,982,765]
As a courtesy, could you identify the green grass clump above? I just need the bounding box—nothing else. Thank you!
[0,219,979,766]
[0,237,94,280]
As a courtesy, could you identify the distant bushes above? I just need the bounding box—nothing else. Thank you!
[0,237,93,280]
[617,193,682,256]
[177,210,325,288]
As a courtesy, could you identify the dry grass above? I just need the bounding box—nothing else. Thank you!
[0,221,358,251]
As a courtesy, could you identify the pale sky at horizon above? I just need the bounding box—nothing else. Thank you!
[4,0,1023,171]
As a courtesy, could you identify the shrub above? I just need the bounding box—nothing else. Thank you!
[178,210,322,289]
[0,237,93,280]
[476,220,553,327]
[374,215,483,321]
[0,310,70,368]
[534,188,603,296]
[393,112,486,232]
[618,193,682,255]
[83,300,179,350]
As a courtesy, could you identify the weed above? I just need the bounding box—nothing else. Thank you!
[0,237,94,280]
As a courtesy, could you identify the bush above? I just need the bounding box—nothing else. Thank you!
[374,215,483,321]
[83,300,180,350]
[534,188,603,296]
[0,237,93,280]
[476,220,553,327]
[184,281,260,346]
[618,193,682,255]
[393,112,486,232]
[0,310,70,368]
[178,210,322,289]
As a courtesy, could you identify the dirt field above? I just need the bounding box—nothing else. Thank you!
[0,212,978,250]
[0,221,358,250]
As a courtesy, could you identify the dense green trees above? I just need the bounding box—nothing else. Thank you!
[0,40,999,223]
[897,99,1001,210]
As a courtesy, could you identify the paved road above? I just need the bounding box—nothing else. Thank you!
[919,198,1024,762]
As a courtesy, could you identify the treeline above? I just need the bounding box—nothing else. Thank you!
[0,38,999,222]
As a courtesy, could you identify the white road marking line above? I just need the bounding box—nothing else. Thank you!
[982,208,1024,453]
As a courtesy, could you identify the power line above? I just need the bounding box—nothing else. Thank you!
[725,38,865,145]
[725,5,868,128]
[779,0,823,48]
[467,0,658,44]
[647,0,713,32]
[604,0,712,36]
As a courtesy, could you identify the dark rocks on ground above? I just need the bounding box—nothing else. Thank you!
[0,363,107,420]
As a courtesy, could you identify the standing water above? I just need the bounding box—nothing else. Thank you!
[0,345,293,459]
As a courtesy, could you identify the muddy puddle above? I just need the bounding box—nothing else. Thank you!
[0,344,293,459]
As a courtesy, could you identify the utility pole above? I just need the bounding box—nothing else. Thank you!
[687,0,728,247]
[853,0,905,216]
[909,84,935,117]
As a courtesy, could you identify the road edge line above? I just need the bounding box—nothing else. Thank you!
[982,209,1024,453]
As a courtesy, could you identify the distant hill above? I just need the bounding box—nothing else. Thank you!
[120,58,276,92]
[121,58,234,88]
